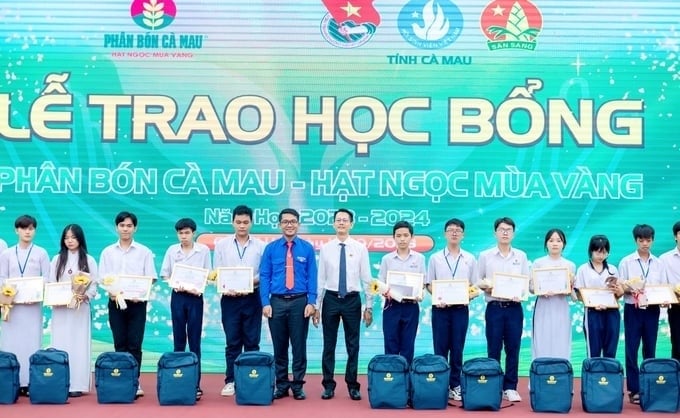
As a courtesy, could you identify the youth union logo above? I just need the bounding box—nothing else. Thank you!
[480,0,543,51]
[397,0,464,50]
[130,0,177,31]
[320,0,381,48]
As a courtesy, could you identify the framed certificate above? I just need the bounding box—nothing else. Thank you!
[644,285,678,305]
[43,282,73,306]
[532,267,571,295]
[431,279,469,305]
[217,267,254,294]
[117,275,153,301]
[5,277,44,304]
[491,272,529,300]
[579,288,619,308]
[386,271,424,300]
[169,263,209,293]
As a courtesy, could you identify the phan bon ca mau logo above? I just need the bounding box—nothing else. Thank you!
[398,0,464,50]
[131,0,177,31]
[320,0,381,48]
[480,0,543,50]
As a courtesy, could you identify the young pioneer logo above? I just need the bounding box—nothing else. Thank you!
[320,0,381,48]
[397,0,464,50]
[480,0,543,51]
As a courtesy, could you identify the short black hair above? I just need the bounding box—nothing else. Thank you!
[175,218,197,231]
[115,211,138,226]
[334,208,354,222]
[233,205,253,220]
[15,214,37,229]
[632,224,654,240]
[444,218,464,231]
[494,217,515,231]
[393,220,413,236]
[278,208,300,222]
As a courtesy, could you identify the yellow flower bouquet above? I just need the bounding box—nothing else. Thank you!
[623,277,647,307]
[68,272,92,309]
[468,285,481,299]
[0,283,18,321]
[368,279,403,302]
[100,275,127,310]
[207,270,218,282]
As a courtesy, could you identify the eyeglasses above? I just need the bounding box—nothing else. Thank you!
[446,228,463,235]
[496,228,513,234]
[280,219,299,226]
[335,218,351,224]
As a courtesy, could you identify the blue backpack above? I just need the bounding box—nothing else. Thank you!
[156,352,199,406]
[639,358,680,412]
[367,354,410,409]
[234,351,275,405]
[529,357,573,413]
[580,357,623,413]
[29,348,70,404]
[0,351,20,404]
[461,357,503,411]
[410,354,450,410]
[95,352,139,404]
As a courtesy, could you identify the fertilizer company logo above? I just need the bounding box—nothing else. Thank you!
[173,368,184,377]
[249,369,260,378]
[397,0,464,50]
[320,0,381,48]
[480,0,543,51]
[131,0,176,30]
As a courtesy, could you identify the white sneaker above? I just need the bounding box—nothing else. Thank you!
[503,389,521,402]
[448,385,462,401]
[136,385,145,397]
[221,382,235,396]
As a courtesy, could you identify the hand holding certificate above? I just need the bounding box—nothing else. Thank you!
[532,267,571,295]
[100,275,153,310]
[578,288,619,309]
[431,280,469,305]
[491,273,529,301]
[169,264,209,294]
[644,285,678,305]
[44,282,74,307]
[5,277,44,304]
[216,267,254,294]
[386,271,424,300]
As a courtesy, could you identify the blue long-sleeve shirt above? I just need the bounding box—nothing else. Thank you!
[260,236,317,306]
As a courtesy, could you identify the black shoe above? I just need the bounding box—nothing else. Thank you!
[274,388,289,399]
[292,389,306,400]
[321,388,335,400]
[19,387,29,397]
[68,391,83,398]
[349,388,361,401]
[196,388,203,401]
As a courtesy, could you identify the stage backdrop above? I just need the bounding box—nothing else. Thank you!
[1,0,679,374]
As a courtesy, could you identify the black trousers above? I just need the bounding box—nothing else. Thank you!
[108,299,146,376]
[269,294,309,391]
[321,291,361,391]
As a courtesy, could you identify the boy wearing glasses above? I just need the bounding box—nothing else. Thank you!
[477,217,529,403]
[425,218,478,401]
[314,208,373,401]
[260,208,318,400]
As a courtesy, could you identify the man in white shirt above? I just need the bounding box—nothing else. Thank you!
[661,221,680,363]
[314,209,373,401]
[99,211,157,398]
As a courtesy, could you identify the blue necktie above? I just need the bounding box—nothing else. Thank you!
[339,243,347,297]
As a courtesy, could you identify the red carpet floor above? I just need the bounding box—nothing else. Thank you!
[0,374,673,417]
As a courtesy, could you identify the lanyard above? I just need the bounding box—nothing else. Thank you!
[16,244,34,277]
[443,250,462,278]
[234,239,248,263]
[637,259,650,279]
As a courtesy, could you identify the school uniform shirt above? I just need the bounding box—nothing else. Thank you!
[99,240,157,282]
[477,246,530,302]
[618,251,666,305]
[426,248,478,284]
[574,262,619,289]
[317,236,374,310]
[378,250,427,298]
[160,242,212,279]
[660,247,680,286]
[0,239,7,253]
[213,235,265,280]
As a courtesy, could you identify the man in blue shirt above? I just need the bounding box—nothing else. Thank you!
[260,208,318,400]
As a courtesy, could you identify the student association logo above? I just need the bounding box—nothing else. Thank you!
[480,0,543,51]
[131,0,176,31]
[320,0,381,48]
[397,0,464,50]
